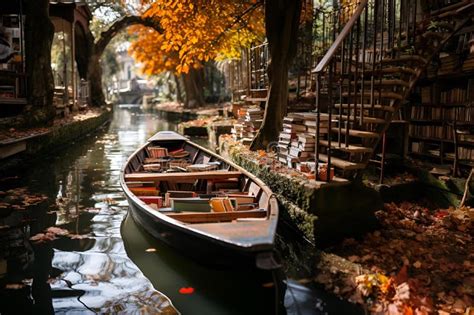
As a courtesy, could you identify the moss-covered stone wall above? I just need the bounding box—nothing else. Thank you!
[220,140,382,246]
[0,109,112,176]
[26,109,112,155]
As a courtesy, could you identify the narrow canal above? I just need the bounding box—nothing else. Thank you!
[0,105,360,314]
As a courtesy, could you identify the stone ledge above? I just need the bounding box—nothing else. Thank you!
[0,108,112,176]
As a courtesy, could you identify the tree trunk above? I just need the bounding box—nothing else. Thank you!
[88,54,105,106]
[182,68,205,108]
[23,0,55,124]
[251,0,302,150]
[173,73,184,104]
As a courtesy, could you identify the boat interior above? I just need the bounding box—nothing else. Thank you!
[123,138,273,225]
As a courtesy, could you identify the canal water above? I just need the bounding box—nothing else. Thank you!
[0,104,361,314]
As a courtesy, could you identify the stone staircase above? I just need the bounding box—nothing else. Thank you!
[312,0,474,179]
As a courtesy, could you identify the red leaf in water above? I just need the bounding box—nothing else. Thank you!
[179,287,195,294]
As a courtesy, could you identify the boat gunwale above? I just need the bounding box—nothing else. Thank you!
[120,132,278,252]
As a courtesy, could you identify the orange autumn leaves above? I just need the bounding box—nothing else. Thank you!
[129,0,264,75]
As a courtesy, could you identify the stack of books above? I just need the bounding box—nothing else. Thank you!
[231,107,247,140]
[231,106,263,143]
[277,112,334,167]
[277,113,304,165]
[242,107,263,143]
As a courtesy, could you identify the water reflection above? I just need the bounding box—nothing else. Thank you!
[0,105,178,314]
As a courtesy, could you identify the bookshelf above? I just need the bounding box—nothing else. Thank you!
[409,79,474,166]
[408,27,474,169]
[0,2,26,106]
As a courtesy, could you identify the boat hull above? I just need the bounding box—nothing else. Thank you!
[126,197,271,267]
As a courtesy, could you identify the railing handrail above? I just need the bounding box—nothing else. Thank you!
[312,0,369,74]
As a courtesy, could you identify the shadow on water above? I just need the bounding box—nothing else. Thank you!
[121,213,282,315]
[0,104,362,314]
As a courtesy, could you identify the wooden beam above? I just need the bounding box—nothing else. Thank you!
[166,210,266,223]
[125,171,242,182]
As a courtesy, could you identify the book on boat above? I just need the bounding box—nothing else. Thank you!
[139,196,163,209]
[147,146,168,158]
[209,197,234,212]
[129,186,159,196]
[165,191,198,207]
[186,163,218,172]
[171,197,211,212]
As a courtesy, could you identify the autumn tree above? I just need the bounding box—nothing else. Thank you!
[129,0,264,108]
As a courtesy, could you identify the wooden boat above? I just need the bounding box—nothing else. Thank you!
[120,131,278,267]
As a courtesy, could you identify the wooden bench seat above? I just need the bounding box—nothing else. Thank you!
[166,210,267,223]
[125,170,242,182]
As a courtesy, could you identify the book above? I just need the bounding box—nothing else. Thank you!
[186,163,218,172]
[169,149,190,158]
[129,186,159,196]
[143,164,161,172]
[209,197,234,212]
[139,196,163,209]
[147,146,168,158]
[171,198,211,212]
[167,191,198,198]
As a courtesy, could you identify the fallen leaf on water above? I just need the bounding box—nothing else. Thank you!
[46,227,69,236]
[30,233,57,243]
[296,278,312,284]
[262,282,274,288]
[179,287,194,294]
[69,234,89,240]
[5,283,25,290]
[145,248,157,253]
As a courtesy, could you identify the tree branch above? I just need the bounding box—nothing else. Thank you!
[94,15,162,57]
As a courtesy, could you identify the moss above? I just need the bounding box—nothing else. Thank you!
[277,194,317,242]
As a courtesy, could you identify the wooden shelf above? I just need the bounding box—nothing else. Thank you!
[0,97,27,105]
[409,135,448,143]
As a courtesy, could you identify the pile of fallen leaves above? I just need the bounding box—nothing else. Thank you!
[29,226,89,243]
[315,202,473,314]
[0,187,48,212]
[0,109,105,144]
[0,127,50,143]
[179,117,217,128]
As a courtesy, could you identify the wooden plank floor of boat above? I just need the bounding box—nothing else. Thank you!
[189,221,274,247]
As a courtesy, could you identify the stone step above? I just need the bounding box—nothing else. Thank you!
[335,114,386,124]
[317,153,365,171]
[422,31,450,40]
[331,127,380,139]
[380,55,428,65]
[334,103,395,112]
[343,79,410,88]
[342,91,404,100]
[376,66,418,76]
[319,140,373,154]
